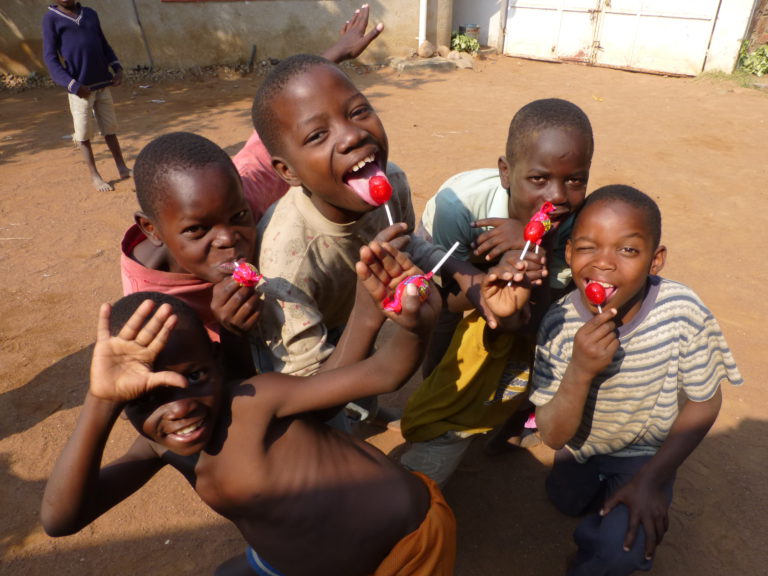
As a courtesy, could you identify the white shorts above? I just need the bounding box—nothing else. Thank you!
[68,87,118,142]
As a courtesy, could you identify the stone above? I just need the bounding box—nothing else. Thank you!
[417,41,436,58]
[437,45,451,58]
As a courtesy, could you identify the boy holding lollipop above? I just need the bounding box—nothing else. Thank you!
[400,98,594,486]
[252,54,443,382]
[531,185,742,574]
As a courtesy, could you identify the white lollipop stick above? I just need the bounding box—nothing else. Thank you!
[384,203,394,227]
[597,305,603,313]
[426,241,460,279]
[519,240,532,260]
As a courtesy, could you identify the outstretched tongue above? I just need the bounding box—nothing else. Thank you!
[346,163,392,206]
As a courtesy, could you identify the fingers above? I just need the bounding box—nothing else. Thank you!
[95,303,112,343]
[117,299,158,342]
[146,370,188,391]
[374,222,408,243]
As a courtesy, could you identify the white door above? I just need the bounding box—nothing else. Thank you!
[503,0,723,76]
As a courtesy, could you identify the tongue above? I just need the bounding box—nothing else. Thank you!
[346,163,391,206]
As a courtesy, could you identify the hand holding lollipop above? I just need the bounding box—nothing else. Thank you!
[585,282,606,313]
[382,241,460,313]
[519,202,555,260]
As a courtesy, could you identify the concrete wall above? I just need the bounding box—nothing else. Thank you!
[1,0,451,75]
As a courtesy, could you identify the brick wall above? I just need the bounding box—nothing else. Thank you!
[748,0,768,47]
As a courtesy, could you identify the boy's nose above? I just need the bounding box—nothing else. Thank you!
[337,123,366,153]
[211,226,236,248]
[546,181,568,204]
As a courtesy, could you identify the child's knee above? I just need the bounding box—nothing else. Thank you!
[569,506,653,576]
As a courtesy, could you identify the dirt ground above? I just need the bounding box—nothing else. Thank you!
[1,54,767,576]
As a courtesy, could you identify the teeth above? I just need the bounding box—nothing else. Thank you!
[175,422,201,435]
[349,154,375,173]
[593,281,614,289]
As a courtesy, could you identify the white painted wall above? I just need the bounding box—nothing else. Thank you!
[705,0,759,72]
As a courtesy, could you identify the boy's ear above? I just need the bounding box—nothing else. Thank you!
[498,156,511,190]
[565,239,573,267]
[649,244,667,276]
[135,211,164,247]
[271,157,302,188]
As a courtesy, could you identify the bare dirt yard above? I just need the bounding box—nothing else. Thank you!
[1,54,767,576]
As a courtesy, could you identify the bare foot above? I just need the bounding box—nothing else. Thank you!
[118,165,132,180]
[92,176,114,192]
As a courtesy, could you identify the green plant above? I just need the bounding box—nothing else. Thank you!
[738,40,768,77]
[451,32,480,54]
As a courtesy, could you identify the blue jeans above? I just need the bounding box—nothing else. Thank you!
[546,449,675,576]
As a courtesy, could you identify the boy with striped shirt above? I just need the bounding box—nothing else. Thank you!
[530,185,742,575]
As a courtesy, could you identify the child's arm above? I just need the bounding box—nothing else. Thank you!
[321,4,384,63]
[600,388,722,560]
[535,308,620,448]
[41,302,186,536]
[252,242,440,418]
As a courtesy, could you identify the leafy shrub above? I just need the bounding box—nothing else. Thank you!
[738,41,768,77]
[451,32,480,54]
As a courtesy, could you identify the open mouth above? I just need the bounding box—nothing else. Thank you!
[587,279,617,303]
[343,154,390,206]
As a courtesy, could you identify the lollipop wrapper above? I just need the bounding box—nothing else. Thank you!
[232,261,263,288]
[346,163,392,206]
[382,274,431,313]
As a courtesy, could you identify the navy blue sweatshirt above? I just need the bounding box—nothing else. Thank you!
[42,3,122,94]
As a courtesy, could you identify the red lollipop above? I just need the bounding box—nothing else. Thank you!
[232,261,263,288]
[369,175,393,205]
[585,282,606,313]
[519,220,545,260]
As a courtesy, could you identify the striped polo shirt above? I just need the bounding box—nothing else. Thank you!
[531,276,743,463]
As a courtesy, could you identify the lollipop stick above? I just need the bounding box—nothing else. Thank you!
[519,241,532,261]
[597,305,603,313]
[384,203,394,227]
[426,241,460,279]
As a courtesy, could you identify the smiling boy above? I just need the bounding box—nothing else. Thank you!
[531,185,743,575]
[252,54,443,378]
[42,241,456,576]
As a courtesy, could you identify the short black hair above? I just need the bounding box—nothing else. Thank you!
[505,98,594,165]
[251,54,344,157]
[133,132,238,218]
[109,291,207,342]
[581,184,662,248]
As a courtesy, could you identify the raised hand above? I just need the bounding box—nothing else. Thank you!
[322,4,384,64]
[89,300,187,404]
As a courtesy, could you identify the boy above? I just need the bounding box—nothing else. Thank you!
[399,99,594,486]
[531,185,743,575]
[124,131,260,376]
[252,54,443,380]
[42,0,131,192]
[41,241,456,575]
[233,4,384,223]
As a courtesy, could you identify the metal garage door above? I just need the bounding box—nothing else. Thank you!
[503,0,723,75]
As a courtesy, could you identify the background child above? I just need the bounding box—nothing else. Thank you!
[125,131,260,376]
[531,185,743,575]
[233,4,383,223]
[400,99,594,487]
[41,240,456,576]
[252,54,444,384]
[42,0,131,192]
